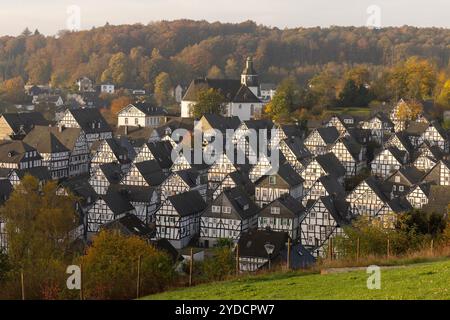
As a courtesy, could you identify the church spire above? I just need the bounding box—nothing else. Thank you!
[241,57,259,97]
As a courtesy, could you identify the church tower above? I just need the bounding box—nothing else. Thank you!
[241,57,260,97]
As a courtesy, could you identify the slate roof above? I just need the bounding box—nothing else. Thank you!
[24,125,82,154]
[387,197,413,214]
[0,179,13,205]
[59,174,97,206]
[13,166,52,182]
[315,153,346,178]
[91,138,130,163]
[212,187,259,220]
[183,78,260,103]
[101,214,155,239]
[67,108,111,134]
[101,189,134,215]
[422,185,450,215]
[126,103,168,116]
[260,162,304,187]
[339,136,364,161]
[175,168,200,188]
[98,163,122,184]
[145,141,173,170]
[238,228,289,259]
[0,140,41,164]
[167,190,207,217]
[391,166,426,186]
[316,175,346,198]
[315,126,340,144]
[1,112,50,135]
[259,194,306,220]
[225,171,255,196]
[154,117,194,137]
[109,185,155,203]
[200,114,241,133]
[319,196,353,227]
[134,160,166,186]
[283,137,312,160]
[364,176,391,203]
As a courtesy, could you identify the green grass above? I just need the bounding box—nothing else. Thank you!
[325,106,371,118]
[144,259,450,300]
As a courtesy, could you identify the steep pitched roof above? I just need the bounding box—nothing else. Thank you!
[24,125,82,154]
[316,126,340,144]
[68,108,111,134]
[101,214,155,239]
[238,229,289,259]
[126,103,168,116]
[101,190,134,215]
[0,140,41,164]
[183,78,260,103]
[422,185,450,215]
[134,160,166,186]
[260,194,306,219]
[1,112,50,135]
[167,190,207,217]
[315,153,346,178]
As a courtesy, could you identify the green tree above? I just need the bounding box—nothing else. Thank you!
[338,79,372,107]
[192,88,226,118]
[0,175,78,299]
[207,65,224,79]
[224,58,239,78]
[264,77,301,123]
[154,72,173,106]
[437,80,450,108]
[101,52,131,87]
[81,230,175,299]
[0,76,26,103]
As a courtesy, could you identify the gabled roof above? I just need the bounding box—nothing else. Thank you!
[369,112,394,127]
[122,103,168,116]
[174,168,200,188]
[98,163,122,184]
[91,138,130,163]
[101,190,134,215]
[101,214,155,239]
[13,166,52,182]
[388,166,425,186]
[134,160,166,186]
[225,171,255,196]
[67,108,111,134]
[315,153,346,178]
[387,197,413,214]
[221,187,259,220]
[363,176,391,203]
[1,112,50,135]
[338,136,364,161]
[183,78,260,103]
[315,126,340,144]
[24,125,83,154]
[199,114,241,133]
[0,140,41,164]
[0,179,13,205]
[319,196,353,227]
[59,174,97,206]
[145,141,173,169]
[154,117,194,137]
[258,162,304,187]
[259,194,306,219]
[282,137,312,160]
[316,175,346,198]
[422,185,450,215]
[167,190,207,217]
[238,228,289,259]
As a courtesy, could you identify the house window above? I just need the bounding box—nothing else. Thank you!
[399,186,404,192]
[269,176,276,185]
[308,225,314,231]
[222,206,231,214]
[395,176,401,183]
[135,118,139,125]
[270,207,280,215]
[124,118,129,124]
[212,205,221,213]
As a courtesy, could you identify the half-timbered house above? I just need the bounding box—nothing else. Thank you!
[371,146,407,178]
[89,163,122,195]
[90,138,131,174]
[385,166,425,197]
[156,190,207,249]
[330,136,366,177]
[161,168,207,200]
[302,196,352,257]
[254,163,304,207]
[58,108,112,146]
[301,153,346,189]
[212,171,254,200]
[200,187,259,248]
[304,126,340,156]
[360,112,394,144]
[87,190,135,234]
[258,194,305,240]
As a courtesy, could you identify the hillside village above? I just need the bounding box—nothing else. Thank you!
[0,58,449,273]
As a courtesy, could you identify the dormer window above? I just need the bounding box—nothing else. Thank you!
[270,207,280,215]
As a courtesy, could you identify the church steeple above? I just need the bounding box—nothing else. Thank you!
[241,57,259,97]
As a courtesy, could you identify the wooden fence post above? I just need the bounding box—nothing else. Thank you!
[189,248,193,287]
[287,238,291,270]
[235,244,239,276]
[356,237,360,262]
[136,255,142,299]
[21,269,25,300]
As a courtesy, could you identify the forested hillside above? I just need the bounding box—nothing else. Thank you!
[1,20,450,88]
[2,20,450,115]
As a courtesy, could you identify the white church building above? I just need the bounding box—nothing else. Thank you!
[181,57,264,121]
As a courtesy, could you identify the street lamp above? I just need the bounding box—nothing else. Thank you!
[264,242,275,270]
